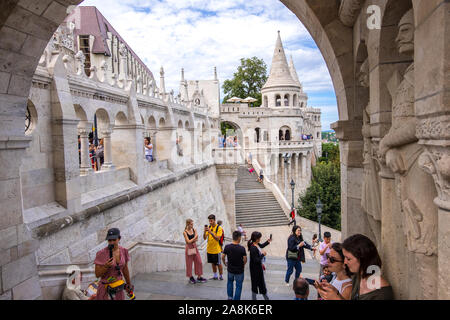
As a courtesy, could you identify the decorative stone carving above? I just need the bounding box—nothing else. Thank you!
[74,50,86,77]
[359,58,382,247]
[339,0,363,27]
[419,150,450,208]
[379,9,437,257]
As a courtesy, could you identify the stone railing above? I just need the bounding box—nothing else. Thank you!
[212,147,245,165]
[278,140,313,147]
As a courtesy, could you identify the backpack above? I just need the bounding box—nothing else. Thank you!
[215,225,224,247]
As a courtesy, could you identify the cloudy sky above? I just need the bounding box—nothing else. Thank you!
[80,0,338,130]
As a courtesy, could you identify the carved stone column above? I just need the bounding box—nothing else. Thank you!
[151,131,157,161]
[216,164,239,231]
[301,153,306,178]
[331,120,366,240]
[100,129,114,170]
[419,150,450,299]
[78,127,92,175]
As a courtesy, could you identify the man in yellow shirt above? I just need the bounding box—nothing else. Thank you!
[204,214,224,280]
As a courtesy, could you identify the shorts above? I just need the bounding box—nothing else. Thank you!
[207,253,221,265]
[145,155,154,162]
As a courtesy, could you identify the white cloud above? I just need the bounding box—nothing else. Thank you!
[80,0,337,126]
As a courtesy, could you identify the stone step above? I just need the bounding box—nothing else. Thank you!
[237,216,287,222]
[236,205,280,209]
[236,210,286,216]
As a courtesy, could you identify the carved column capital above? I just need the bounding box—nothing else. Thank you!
[419,148,450,210]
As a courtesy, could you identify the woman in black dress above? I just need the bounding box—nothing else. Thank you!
[248,231,270,300]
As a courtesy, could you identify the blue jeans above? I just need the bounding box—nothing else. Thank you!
[227,272,244,300]
[145,155,153,162]
[285,259,302,283]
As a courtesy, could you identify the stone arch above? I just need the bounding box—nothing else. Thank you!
[220,120,243,147]
[148,116,157,130]
[284,94,289,106]
[293,94,298,107]
[178,120,183,129]
[25,99,38,136]
[95,108,111,131]
[114,111,128,126]
[264,95,268,107]
[184,120,190,129]
[158,117,166,128]
[275,94,281,107]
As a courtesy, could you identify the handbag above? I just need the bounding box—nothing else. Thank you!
[287,250,298,259]
[187,247,197,255]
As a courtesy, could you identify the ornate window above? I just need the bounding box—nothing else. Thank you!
[275,95,281,107]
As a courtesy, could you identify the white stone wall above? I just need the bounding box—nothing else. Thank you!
[36,165,230,299]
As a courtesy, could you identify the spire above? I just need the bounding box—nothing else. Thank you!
[262,31,299,90]
[214,66,218,81]
[288,55,302,89]
[180,68,189,102]
[160,66,166,95]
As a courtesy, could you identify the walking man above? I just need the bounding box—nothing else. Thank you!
[222,231,247,300]
[204,214,224,280]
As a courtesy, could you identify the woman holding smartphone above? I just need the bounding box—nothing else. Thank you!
[248,231,270,300]
[285,226,313,286]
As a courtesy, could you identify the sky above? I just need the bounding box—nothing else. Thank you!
[80,0,338,130]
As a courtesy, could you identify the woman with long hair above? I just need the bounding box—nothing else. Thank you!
[318,234,393,300]
[285,225,312,285]
[248,231,269,300]
[317,242,353,300]
[183,219,207,284]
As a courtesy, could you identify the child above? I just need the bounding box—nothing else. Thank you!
[316,265,333,300]
[320,265,333,283]
[311,234,319,259]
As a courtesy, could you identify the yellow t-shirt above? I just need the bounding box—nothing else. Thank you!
[206,224,223,254]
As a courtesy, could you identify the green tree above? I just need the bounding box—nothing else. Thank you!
[297,144,341,230]
[318,142,339,165]
[222,57,268,107]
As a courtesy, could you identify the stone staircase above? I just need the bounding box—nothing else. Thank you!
[235,166,289,228]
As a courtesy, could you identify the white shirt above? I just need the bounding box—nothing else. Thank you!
[330,274,352,294]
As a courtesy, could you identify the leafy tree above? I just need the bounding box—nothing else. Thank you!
[222,57,268,107]
[318,142,339,165]
[297,143,341,230]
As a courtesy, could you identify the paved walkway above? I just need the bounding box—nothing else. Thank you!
[132,224,322,300]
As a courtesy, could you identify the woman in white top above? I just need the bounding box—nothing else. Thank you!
[318,242,352,300]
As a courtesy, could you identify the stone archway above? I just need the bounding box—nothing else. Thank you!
[0,0,448,300]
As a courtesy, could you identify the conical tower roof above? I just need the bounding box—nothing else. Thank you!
[262,31,300,90]
[288,55,302,89]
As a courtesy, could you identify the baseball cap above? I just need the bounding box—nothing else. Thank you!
[106,228,121,240]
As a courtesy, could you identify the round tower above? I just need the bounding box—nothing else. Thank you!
[261,31,307,109]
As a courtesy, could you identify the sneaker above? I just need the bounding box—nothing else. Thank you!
[197,277,207,283]
[219,275,224,281]
[189,277,196,284]
[285,282,290,286]
[209,276,219,280]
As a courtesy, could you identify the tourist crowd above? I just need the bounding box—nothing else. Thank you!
[63,218,393,301]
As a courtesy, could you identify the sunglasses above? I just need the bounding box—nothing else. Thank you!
[326,253,343,263]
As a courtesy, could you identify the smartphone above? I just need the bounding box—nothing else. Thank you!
[270,234,272,240]
[304,278,315,285]
[314,280,324,290]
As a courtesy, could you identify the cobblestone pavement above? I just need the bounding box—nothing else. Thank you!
[132,225,321,300]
